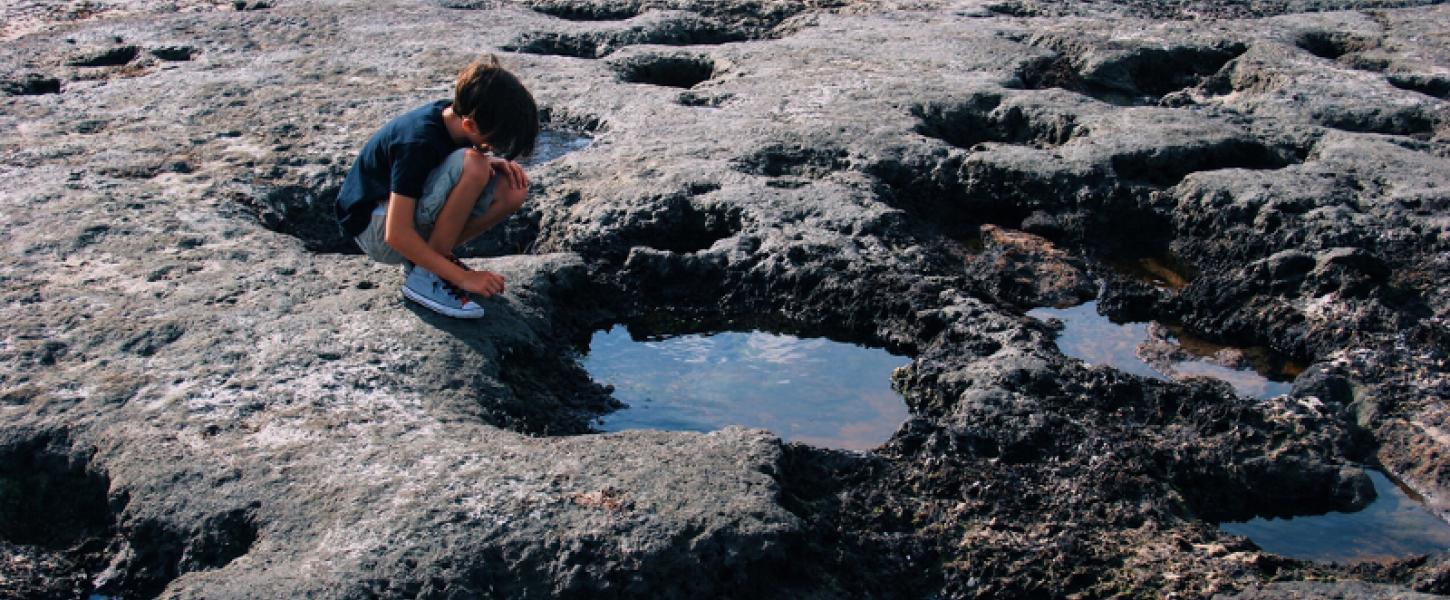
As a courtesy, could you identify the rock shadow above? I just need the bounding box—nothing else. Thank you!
[64,45,140,68]
[2,74,62,96]
[505,17,740,59]
[237,181,358,254]
[1295,30,1378,62]
[1013,40,1247,106]
[0,434,118,598]
[1177,460,1376,525]
[612,52,717,88]
[912,93,1084,149]
[522,0,642,21]
[1108,137,1308,187]
[149,45,198,62]
[733,144,852,178]
[1386,73,1450,99]
[0,439,114,551]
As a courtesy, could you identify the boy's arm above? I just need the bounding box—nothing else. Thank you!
[382,194,504,296]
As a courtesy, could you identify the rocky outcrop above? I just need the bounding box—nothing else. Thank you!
[1,0,1448,597]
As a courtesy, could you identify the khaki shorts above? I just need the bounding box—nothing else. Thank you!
[355,147,497,265]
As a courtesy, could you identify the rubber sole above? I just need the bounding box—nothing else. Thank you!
[401,286,485,319]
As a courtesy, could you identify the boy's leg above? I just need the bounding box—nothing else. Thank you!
[456,183,527,245]
[414,148,495,255]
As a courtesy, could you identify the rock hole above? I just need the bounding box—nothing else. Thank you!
[1102,254,1194,290]
[176,508,258,572]
[149,46,197,62]
[612,53,716,88]
[64,45,139,68]
[1,74,62,96]
[581,322,912,451]
[505,17,739,59]
[628,196,741,255]
[1012,54,1084,93]
[0,442,114,550]
[1296,31,1377,61]
[1386,73,1450,99]
[1028,300,1302,399]
[1109,138,1304,187]
[1013,42,1246,106]
[1219,469,1450,563]
[913,95,1083,149]
[734,144,852,178]
[526,1,641,21]
[238,181,355,254]
[503,32,602,59]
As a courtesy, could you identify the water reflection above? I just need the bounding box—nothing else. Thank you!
[523,129,592,166]
[1027,302,1298,399]
[1105,256,1191,289]
[582,327,912,451]
[1221,470,1450,563]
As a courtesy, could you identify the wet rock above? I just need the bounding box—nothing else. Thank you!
[966,224,1097,308]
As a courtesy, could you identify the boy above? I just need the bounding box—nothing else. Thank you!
[336,55,538,319]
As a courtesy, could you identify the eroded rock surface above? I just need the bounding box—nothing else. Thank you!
[2,0,1449,597]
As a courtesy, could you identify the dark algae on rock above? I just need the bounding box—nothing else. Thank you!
[2,0,1450,598]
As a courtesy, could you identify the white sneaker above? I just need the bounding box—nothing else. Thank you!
[401,265,485,319]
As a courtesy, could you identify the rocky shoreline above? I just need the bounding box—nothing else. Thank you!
[2,0,1448,597]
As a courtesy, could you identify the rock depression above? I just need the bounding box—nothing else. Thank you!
[2,0,1449,597]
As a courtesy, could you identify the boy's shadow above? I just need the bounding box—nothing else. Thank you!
[401,294,527,351]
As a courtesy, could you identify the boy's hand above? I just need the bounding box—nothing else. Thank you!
[456,269,506,297]
[489,157,529,190]
[461,148,494,185]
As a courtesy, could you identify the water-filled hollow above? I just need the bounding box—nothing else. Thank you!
[1029,301,1301,398]
[1220,469,1450,563]
[580,324,913,452]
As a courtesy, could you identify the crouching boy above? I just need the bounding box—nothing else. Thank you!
[336,55,537,319]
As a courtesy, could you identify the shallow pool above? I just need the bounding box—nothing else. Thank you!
[1027,301,1298,399]
[582,327,912,451]
[524,129,592,166]
[1220,470,1450,563]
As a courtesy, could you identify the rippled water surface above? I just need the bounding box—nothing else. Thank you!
[582,327,912,451]
[1221,470,1450,563]
[1028,302,1298,399]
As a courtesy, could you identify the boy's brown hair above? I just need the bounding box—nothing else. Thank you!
[454,55,539,160]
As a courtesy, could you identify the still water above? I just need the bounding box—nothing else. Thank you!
[524,129,592,166]
[1221,470,1450,563]
[582,327,912,451]
[1027,302,1298,399]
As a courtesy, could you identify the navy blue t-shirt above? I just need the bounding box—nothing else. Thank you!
[335,99,458,237]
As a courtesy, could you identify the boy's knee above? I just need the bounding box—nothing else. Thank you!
[496,185,527,213]
[459,148,494,184]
